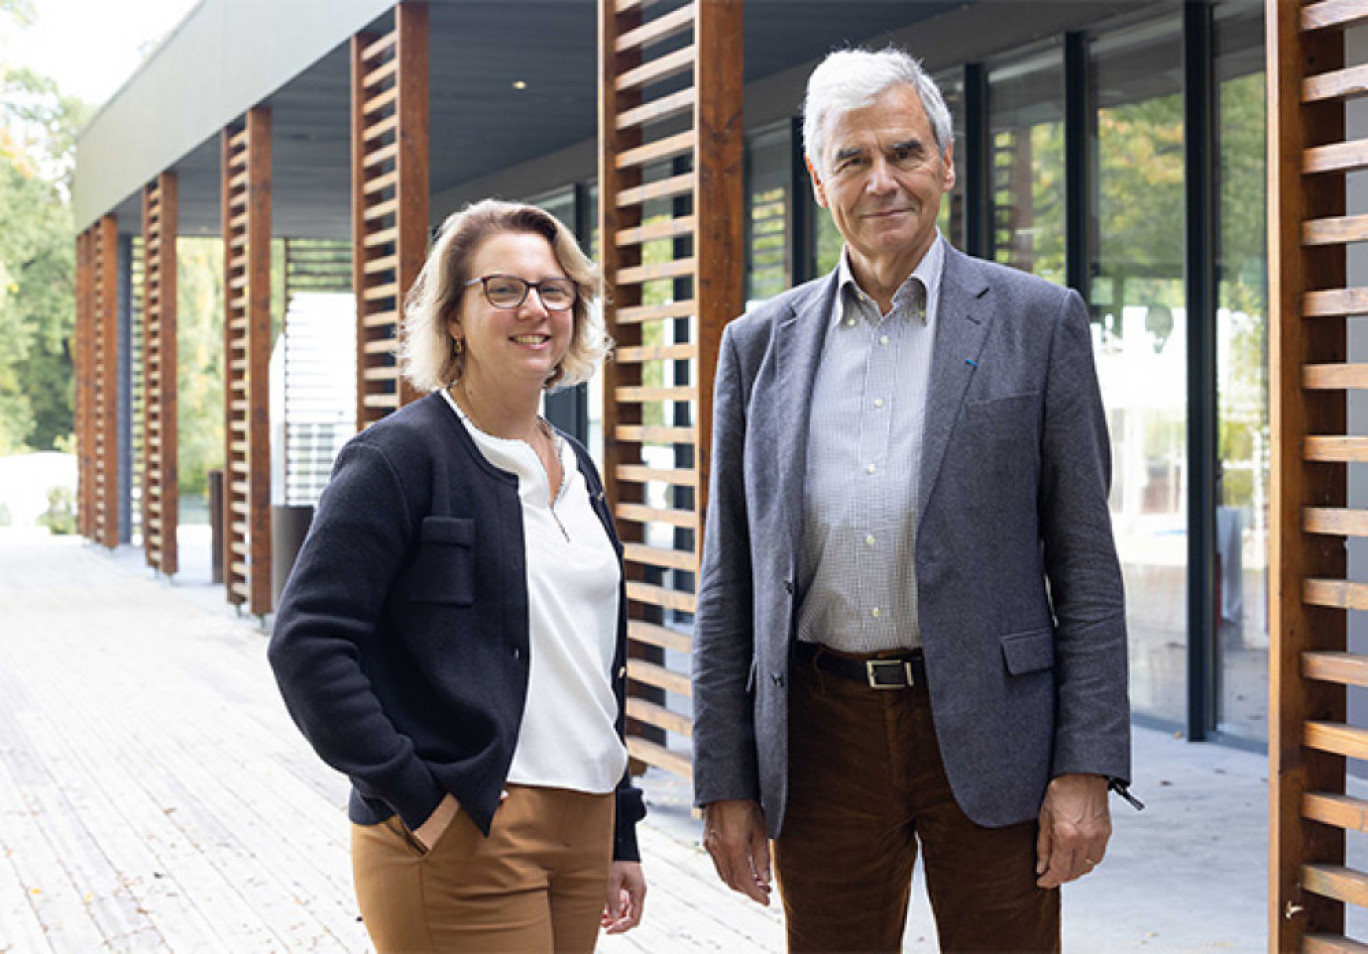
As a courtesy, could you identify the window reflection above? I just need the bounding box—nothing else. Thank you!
[1088,15,1187,728]
[1214,0,1268,742]
[988,45,1065,283]
[937,70,966,251]
[748,123,792,307]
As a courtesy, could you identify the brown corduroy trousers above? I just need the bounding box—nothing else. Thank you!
[772,647,1060,954]
[351,785,613,954]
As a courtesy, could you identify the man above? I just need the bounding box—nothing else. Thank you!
[692,46,1132,953]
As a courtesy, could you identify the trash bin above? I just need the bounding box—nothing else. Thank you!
[271,504,314,607]
[207,469,224,585]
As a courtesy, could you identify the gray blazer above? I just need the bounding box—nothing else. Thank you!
[692,244,1130,836]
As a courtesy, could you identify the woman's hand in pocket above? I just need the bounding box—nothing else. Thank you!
[412,793,460,852]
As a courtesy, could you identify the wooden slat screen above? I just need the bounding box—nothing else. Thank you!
[221,109,272,615]
[351,0,428,430]
[91,214,119,549]
[599,0,744,779]
[1269,0,1366,948]
[141,172,179,576]
[74,228,94,540]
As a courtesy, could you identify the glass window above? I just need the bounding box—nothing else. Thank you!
[815,186,842,277]
[1088,14,1187,728]
[936,69,966,251]
[988,44,1065,283]
[747,123,793,307]
[1214,0,1267,743]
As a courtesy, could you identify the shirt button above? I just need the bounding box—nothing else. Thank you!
[865,534,876,547]
[866,464,876,475]
[879,334,889,346]
[871,607,881,619]
[845,317,857,327]
[873,398,884,408]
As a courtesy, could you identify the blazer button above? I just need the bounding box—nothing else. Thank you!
[771,673,784,687]
[512,647,521,660]
[783,579,794,595]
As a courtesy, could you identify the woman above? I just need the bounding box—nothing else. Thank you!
[268,199,646,952]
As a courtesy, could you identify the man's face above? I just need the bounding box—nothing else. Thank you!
[808,83,955,280]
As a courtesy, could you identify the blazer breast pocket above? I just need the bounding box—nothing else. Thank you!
[1000,627,1055,676]
[959,393,1042,486]
[964,392,1040,425]
[409,516,476,606]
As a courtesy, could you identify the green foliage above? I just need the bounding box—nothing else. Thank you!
[38,483,75,534]
[0,10,90,455]
[1216,70,1269,513]
[177,238,225,497]
[0,0,33,27]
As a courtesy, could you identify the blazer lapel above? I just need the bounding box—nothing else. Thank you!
[773,273,839,559]
[919,247,993,514]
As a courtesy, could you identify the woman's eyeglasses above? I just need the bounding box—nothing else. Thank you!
[464,274,579,311]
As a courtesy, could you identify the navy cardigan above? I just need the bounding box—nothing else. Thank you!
[268,392,645,861]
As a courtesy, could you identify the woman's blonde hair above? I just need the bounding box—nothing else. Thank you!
[400,198,610,391]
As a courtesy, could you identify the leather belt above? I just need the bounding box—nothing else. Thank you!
[795,642,926,690]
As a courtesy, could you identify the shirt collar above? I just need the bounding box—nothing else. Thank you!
[835,232,945,328]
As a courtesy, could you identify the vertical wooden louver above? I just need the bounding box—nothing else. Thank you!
[90,215,120,550]
[74,228,94,540]
[1268,0,1368,948]
[351,0,429,429]
[599,0,745,778]
[141,172,179,576]
[221,109,272,615]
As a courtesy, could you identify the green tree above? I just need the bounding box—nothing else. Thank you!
[0,5,89,454]
[177,238,225,497]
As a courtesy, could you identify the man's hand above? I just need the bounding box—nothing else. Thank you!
[702,799,772,905]
[601,861,646,934]
[1035,773,1111,889]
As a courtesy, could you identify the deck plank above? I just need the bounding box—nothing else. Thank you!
[0,532,800,954]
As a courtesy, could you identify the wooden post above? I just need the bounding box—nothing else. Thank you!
[597,0,745,779]
[94,214,120,550]
[693,0,745,533]
[75,228,93,540]
[352,1,429,430]
[141,171,179,575]
[221,107,273,615]
[1267,0,1352,947]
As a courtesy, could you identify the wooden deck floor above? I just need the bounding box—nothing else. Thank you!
[0,529,1274,952]
[0,531,782,953]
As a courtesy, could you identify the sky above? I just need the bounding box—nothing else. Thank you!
[4,0,199,106]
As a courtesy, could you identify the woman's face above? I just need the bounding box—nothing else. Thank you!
[448,230,576,393]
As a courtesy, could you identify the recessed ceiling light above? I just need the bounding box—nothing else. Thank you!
[512,80,528,90]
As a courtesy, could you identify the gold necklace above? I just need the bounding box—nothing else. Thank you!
[454,380,564,513]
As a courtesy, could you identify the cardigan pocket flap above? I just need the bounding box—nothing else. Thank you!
[1000,628,1055,676]
[420,516,475,546]
[410,517,476,605]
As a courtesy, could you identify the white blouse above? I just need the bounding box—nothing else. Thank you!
[440,388,627,794]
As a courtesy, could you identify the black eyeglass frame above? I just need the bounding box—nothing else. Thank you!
[462,274,579,311]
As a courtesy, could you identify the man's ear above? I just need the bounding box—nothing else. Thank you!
[805,155,829,209]
[940,140,957,193]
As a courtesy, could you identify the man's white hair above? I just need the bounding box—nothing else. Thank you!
[802,46,954,175]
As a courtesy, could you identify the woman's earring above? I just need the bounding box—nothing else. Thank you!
[453,337,464,355]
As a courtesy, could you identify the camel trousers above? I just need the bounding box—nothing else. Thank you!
[351,784,614,954]
[773,646,1060,954]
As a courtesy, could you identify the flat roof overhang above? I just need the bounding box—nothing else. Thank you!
[75,0,1160,240]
